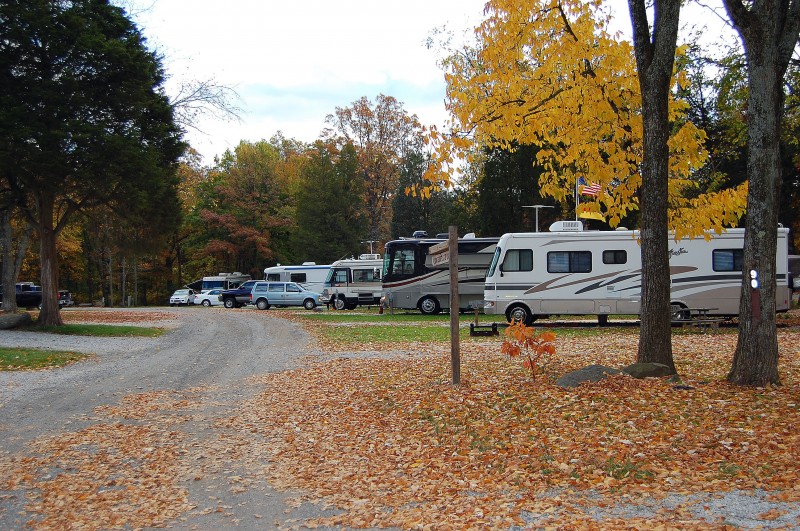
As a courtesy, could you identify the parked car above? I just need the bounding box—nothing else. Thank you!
[249,281,321,310]
[194,288,224,307]
[169,288,195,306]
[412,230,428,238]
[0,282,43,309]
[58,290,73,307]
[220,280,258,308]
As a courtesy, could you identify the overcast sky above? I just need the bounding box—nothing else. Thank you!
[128,0,733,164]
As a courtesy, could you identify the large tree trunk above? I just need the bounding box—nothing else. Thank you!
[1,208,34,313]
[37,191,63,326]
[630,0,682,373]
[727,48,783,385]
[723,0,799,385]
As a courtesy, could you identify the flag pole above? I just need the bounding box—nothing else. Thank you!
[575,178,579,221]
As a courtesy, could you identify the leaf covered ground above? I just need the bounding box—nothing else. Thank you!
[2,310,799,529]
[238,326,800,529]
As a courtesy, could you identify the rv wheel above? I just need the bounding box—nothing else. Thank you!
[334,297,347,311]
[507,305,534,326]
[419,296,441,315]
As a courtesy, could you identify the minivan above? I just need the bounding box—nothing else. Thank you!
[249,281,321,310]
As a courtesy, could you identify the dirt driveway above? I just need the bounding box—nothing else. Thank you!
[0,307,339,529]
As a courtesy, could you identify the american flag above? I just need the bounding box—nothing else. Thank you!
[577,176,601,196]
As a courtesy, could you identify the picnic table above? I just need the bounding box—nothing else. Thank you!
[671,307,723,333]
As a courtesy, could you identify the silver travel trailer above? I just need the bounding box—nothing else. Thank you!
[382,235,499,314]
[263,263,331,294]
[484,221,791,324]
[320,254,383,310]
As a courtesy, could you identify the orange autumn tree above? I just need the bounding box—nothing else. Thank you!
[425,0,747,236]
[501,321,557,380]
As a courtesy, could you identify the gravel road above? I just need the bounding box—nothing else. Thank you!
[0,307,341,529]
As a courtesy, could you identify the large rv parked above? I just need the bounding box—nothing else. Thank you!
[484,221,791,325]
[320,255,383,310]
[382,235,499,314]
[263,263,331,294]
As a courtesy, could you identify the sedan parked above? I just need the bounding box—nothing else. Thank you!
[169,288,195,306]
[249,281,321,310]
[194,288,224,307]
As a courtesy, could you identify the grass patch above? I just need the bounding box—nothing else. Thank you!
[0,347,88,371]
[322,324,467,343]
[28,323,167,337]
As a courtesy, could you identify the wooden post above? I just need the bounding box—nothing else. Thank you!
[449,225,460,385]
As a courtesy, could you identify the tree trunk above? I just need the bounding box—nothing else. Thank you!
[728,49,783,385]
[1,210,30,313]
[630,0,682,373]
[37,191,63,326]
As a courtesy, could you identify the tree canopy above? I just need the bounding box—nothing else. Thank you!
[0,0,184,324]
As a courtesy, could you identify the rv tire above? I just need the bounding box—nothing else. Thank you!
[334,297,347,311]
[507,304,534,326]
[419,296,441,315]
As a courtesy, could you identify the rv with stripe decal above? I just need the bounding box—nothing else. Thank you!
[382,235,499,314]
[483,220,791,325]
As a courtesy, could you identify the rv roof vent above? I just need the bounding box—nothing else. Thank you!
[463,232,476,238]
[301,262,317,266]
[359,254,381,260]
[549,220,584,232]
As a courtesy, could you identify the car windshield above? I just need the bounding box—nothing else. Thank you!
[174,289,189,295]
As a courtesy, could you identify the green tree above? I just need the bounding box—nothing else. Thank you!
[391,150,460,239]
[0,0,184,324]
[476,144,562,236]
[292,142,365,263]
[722,0,800,385]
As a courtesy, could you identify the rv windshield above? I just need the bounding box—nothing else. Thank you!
[487,247,502,277]
[383,243,419,280]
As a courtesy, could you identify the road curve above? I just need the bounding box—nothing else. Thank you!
[0,307,340,529]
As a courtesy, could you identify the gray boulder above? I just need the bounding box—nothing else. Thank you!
[556,364,621,388]
[622,362,675,379]
[0,312,32,330]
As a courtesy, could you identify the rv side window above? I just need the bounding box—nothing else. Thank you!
[603,250,627,265]
[713,249,744,271]
[290,273,307,283]
[332,269,349,283]
[503,249,533,272]
[266,274,281,282]
[547,251,592,273]
[353,268,378,282]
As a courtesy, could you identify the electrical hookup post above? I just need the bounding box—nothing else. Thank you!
[430,226,461,385]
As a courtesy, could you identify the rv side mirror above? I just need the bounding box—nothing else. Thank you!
[499,263,505,276]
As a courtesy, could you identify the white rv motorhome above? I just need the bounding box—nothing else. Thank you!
[320,254,383,310]
[382,235,499,314]
[484,221,791,325]
[263,263,331,294]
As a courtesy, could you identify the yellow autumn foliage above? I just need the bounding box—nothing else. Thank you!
[426,0,747,237]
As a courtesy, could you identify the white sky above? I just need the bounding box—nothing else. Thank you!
[128,0,734,164]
